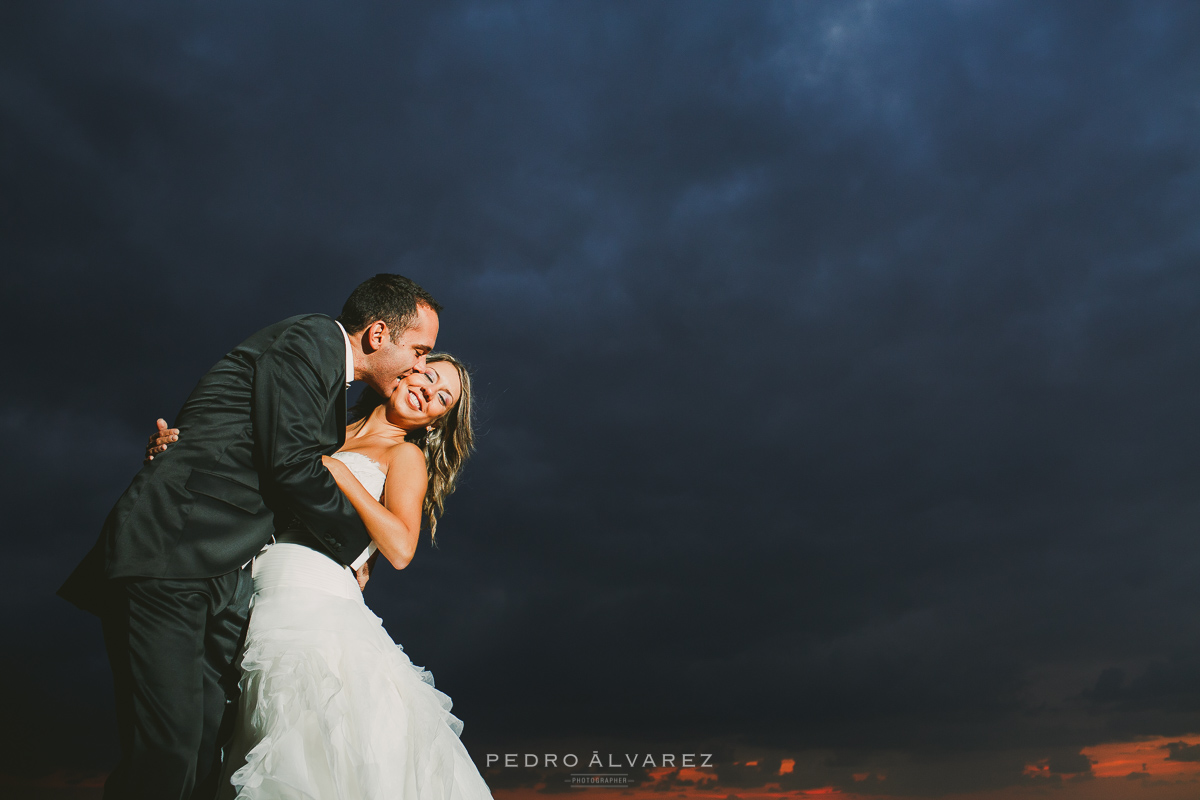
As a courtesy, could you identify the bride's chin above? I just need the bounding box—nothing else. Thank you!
[383,405,412,426]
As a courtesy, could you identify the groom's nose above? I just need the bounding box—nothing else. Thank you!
[411,353,429,373]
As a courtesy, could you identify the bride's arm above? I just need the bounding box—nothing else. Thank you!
[321,444,426,570]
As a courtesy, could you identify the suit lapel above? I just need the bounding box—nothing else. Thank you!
[336,387,347,448]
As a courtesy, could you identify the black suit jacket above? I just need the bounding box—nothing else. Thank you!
[59,314,371,615]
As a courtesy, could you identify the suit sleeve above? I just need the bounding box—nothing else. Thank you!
[251,317,371,564]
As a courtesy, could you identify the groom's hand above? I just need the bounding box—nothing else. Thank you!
[144,418,180,463]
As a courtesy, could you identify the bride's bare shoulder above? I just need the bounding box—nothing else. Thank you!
[384,440,427,474]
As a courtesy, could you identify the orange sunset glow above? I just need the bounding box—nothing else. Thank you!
[486,736,1200,800]
[11,738,1200,800]
[1081,735,1200,779]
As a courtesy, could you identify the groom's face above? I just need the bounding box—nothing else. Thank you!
[370,303,440,397]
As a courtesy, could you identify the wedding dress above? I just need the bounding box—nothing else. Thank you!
[222,451,494,800]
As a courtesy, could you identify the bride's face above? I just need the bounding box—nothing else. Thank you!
[385,361,462,430]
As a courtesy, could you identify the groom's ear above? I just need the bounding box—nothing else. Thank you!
[362,320,389,353]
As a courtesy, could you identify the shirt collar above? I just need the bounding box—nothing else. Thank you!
[334,320,355,389]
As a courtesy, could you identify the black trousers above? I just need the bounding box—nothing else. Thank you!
[100,569,253,800]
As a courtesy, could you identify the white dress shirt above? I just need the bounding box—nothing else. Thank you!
[334,320,355,389]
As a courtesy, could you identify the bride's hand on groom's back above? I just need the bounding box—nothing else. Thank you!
[144,418,179,463]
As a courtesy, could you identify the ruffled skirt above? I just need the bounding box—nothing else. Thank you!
[222,543,493,800]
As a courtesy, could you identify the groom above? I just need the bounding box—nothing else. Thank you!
[59,274,441,800]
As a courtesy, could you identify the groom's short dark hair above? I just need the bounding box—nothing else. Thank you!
[338,274,442,339]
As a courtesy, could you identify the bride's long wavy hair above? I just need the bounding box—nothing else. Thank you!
[349,353,475,544]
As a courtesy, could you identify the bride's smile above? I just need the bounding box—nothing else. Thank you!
[384,365,462,429]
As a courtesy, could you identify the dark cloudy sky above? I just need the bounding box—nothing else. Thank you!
[4,2,1200,798]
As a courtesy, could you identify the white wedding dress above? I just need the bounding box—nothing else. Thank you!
[221,451,494,800]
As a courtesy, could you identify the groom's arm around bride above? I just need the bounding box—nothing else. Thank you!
[59,312,370,605]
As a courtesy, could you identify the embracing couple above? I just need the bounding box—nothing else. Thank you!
[58,274,493,800]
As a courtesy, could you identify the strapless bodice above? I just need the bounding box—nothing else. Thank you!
[330,451,384,565]
[331,450,386,501]
[271,450,385,566]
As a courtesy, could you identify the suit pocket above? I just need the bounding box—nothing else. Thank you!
[185,469,263,514]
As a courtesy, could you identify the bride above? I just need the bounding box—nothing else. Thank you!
[150,352,491,800]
